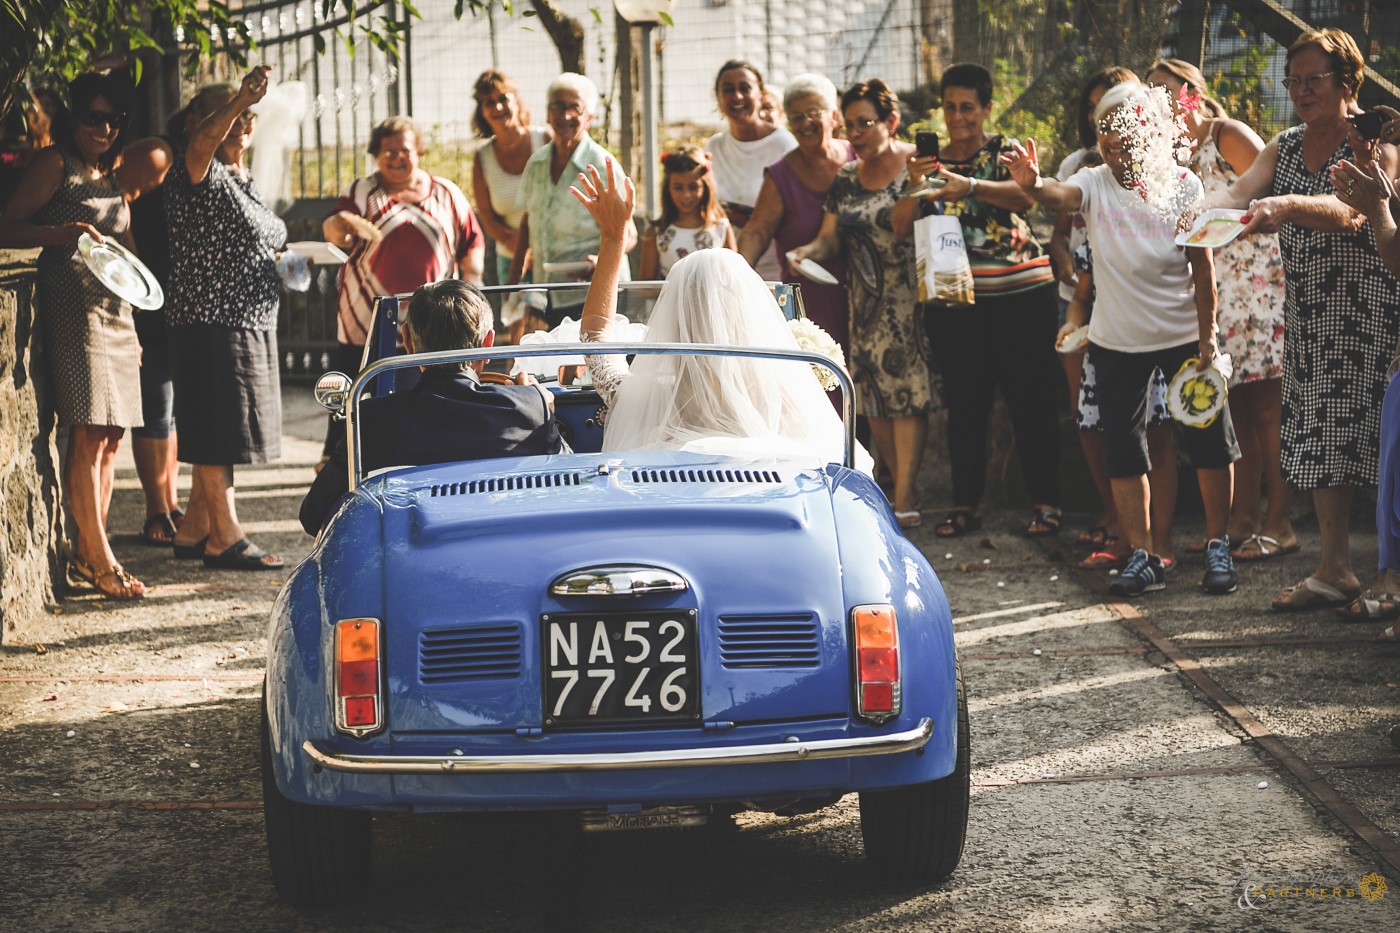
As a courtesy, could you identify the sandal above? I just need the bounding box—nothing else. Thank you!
[71,557,145,600]
[202,537,285,571]
[1025,508,1062,538]
[1078,548,1128,570]
[172,535,210,560]
[1271,576,1361,612]
[895,510,922,529]
[1232,534,1300,562]
[1076,525,1109,548]
[934,509,981,539]
[1335,592,1400,622]
[141,512,178,546]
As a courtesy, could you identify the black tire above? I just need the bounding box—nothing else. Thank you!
[261,686,373,907]
[858,660,970,882]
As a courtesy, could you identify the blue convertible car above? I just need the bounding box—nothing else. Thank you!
[261,285,968,907]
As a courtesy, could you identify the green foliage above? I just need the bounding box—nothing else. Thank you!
[1208,14,1281,137]
[906,57,1063,170]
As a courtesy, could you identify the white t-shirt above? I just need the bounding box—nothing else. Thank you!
[1065,164,1204,353]
[706,127,797,282]
[1054,147,1097,303]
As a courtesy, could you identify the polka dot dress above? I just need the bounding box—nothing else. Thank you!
[1273,126,1400,490]
[32,152,143,429]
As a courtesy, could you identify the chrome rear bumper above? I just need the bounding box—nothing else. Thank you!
[302,718,932,775]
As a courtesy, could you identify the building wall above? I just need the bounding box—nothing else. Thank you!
[0,252,64,645]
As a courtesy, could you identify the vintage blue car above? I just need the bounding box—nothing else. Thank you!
[261,285,968,907]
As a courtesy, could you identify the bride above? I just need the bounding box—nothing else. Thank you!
[571,159,868,471]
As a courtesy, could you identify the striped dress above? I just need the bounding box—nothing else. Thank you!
[329,173,483,346]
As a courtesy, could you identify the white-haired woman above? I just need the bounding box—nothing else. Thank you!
[706,60,796,281]
[508,72,636,325]
[738,72,855,362]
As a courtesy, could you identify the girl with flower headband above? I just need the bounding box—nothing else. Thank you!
[640,145,735,279]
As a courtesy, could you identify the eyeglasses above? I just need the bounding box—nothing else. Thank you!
[1282,71,1334,92]
[787,108,829,126]
[548,101,585,116]
[846,117,880,133]
[78,109,125,130]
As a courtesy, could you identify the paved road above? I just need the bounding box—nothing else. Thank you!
[1,394,1397,932]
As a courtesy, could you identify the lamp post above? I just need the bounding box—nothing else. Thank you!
[614,2,674,222]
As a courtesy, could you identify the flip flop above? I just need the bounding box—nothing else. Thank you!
[1232,534,1301,562]
[1078,549,1128,570]
[1335,592,1400,622]
[202,537,285,571]
[1271,576,1361,612]
[141,512,178,546]
[1025,508,1062,538]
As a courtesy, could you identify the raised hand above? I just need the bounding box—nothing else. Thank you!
[999,138,1042,190]
[570,158,635,242]
[239,66,272,106]
[1331,158,1396,221]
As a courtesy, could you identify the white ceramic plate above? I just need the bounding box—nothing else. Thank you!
[1056,325,1089,355]
[1174,209,1248,249]
[286,241,349,264]
[1166,358,1229,428]
[543,260,594,277]
[77,234,164,310]
[785,252,838,285]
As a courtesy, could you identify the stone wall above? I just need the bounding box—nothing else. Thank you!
[0,250,63,644]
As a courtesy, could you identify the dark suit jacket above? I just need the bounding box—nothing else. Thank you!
[300,369,567,534]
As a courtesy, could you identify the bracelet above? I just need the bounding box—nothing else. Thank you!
[967,176,979,197]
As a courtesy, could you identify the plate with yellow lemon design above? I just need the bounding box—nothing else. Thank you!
[1167,358,1229,428]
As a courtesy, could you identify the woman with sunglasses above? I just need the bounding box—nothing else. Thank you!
[1213,29,1400,613]
[0,73,146,598]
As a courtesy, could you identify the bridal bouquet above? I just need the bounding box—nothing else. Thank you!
[788,317,847,392]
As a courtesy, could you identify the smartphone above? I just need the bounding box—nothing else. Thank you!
[1352,110,1386,140]
[916,131,940,160]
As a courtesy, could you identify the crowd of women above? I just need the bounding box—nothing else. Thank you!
[3,28,1399,619]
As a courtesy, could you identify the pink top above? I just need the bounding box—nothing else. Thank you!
[766,142,856,355]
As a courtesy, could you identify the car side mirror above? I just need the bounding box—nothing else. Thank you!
[314,371,352,418]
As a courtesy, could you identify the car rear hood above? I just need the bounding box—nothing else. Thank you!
[370,454,854,735]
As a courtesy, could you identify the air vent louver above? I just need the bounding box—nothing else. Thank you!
[717,614,821,669]
[419,624,523,683]
[629,468,783,485]
[430,472,583,497]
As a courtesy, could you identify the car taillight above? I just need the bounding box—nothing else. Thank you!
[852,605,900,723]
[335,618,382,736]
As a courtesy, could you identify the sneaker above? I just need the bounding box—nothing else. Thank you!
[1109,549,1166,597]
[1202,537,1238,594]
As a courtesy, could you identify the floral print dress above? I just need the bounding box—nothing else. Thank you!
[1191,129,1285,386]
[824,162,931,418]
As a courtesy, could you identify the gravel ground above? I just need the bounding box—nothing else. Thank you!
[1,390,1397,932]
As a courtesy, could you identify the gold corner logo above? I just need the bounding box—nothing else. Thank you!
[1359,872,1388,902]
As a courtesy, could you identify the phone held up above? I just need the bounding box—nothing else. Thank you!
[1352,110,1386,141]
[916,131,940,160]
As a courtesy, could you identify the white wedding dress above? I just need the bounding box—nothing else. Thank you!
[583,249,871,473]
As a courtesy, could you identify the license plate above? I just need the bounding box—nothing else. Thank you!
[542,611,699,725]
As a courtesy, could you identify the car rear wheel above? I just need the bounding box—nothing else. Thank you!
[261,688,372,907]
[858,661,969,881]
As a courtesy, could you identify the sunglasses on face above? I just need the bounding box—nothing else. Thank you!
[79,109,125,130]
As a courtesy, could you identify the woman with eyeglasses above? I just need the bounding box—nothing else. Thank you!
[705,60,796,282]
[1211,29,1400,614]
[162,67,288,572]
[788,79,931,528]
[738,73,855,367]
[0,73,146,598]
[469,70,550,289]
[508,73,636,325]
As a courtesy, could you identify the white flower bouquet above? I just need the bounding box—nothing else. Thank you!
[788,317,847,392]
